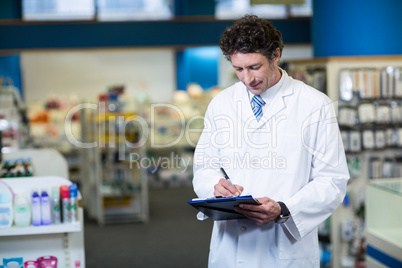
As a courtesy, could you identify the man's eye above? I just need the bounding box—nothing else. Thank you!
[250,66,261,70]
[235,68,243,72]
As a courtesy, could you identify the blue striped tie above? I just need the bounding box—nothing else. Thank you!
[252,95,265,122]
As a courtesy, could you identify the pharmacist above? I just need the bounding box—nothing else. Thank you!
[192,15,349,267]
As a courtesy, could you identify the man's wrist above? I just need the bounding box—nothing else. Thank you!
[275,201,290,224]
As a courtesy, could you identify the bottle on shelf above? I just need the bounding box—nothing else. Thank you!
[0,182,13,228]
[13,192,31,226]
[51,186,61,224]
[0,160,9,178]
[31,189,41,226]
[40,190,51,225]
[69,184,78,223]
[60,185,70,223]
[24,158,34,176]
[8,161,18,178]
[14,160,25,177]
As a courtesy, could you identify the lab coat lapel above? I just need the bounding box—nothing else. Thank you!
[259,90,290,126]
[256,77,294,129]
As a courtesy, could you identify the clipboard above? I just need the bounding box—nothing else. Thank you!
[187,195,260,221]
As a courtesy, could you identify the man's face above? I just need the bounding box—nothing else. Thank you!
[230,52,280,95]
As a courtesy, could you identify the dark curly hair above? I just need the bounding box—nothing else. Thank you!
[219,15,284,65]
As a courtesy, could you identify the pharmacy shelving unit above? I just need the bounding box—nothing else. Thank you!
[0,176,85,267]
[80,107,149,224]
[366,178,402,267]
[145,98,209,188]
[147,113,198,188]
[1,149,85,267]
[0,85,30,152]
[287,56,402,268]
[2,148,69,178]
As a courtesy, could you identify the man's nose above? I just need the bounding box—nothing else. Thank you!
[243,70,254,84]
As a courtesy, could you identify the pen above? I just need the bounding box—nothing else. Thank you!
[220,167,234,186]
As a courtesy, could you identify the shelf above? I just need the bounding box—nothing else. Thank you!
[0,151,86,267]
[0,176,82,237]
[367,179,402,266]
[340,124,402,130]
[0,222,81,237]
[367,227,402,249]
[81,108,149,224]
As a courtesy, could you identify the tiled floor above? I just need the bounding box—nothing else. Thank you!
[84,187,213,268]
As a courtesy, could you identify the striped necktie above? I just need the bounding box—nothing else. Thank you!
[252,95,265,122]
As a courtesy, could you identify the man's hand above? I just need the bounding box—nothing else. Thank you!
[214,178,243,197]
[234,197,282,226]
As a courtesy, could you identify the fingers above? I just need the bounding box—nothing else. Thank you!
[235,184,244,194]
[236,197,270,211]
[214,178,242,197]
[233,197,281,225]
[234,206,270,225]
[234,206,277,225]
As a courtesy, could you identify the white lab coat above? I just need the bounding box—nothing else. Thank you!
[193,70,349,267]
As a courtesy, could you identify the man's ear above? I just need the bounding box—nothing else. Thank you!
[274,48,281,62]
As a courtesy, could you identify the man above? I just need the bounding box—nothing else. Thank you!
[192,15,349,267]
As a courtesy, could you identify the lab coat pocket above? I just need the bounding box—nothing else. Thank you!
[278,226,318,260]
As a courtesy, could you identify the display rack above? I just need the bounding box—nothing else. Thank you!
[146,98,207,188]
[27,96,83,184]
[287,56,402,268]
[147,110,196,188]
[2,148,69,178]
[0,175,85,268]
[80,107,149,224]
[0,85,30,152]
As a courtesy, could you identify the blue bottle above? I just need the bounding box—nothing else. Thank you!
[69,184,78,223]
[31,190,41,226]
[40,190,51,225]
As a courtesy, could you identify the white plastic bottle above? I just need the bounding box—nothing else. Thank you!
[40,190,51,225]
[0,182,13,228]
[51,186,61,224]
[13,193,31,226]
[31,190,41,226]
